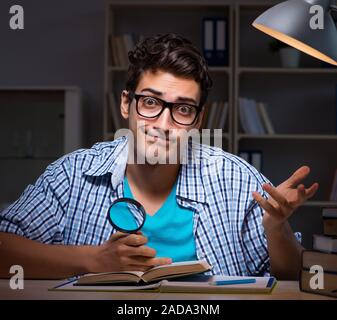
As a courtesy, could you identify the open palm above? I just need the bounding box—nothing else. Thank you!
[253,166,319,230]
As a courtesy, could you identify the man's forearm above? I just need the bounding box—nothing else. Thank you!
[265,222,304,280]
[0,232,95,279]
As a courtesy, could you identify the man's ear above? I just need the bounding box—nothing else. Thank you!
[120,90,130,120]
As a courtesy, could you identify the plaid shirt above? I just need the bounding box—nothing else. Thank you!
[0,136,273,276]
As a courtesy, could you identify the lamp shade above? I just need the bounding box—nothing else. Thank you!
[252,0,337,66]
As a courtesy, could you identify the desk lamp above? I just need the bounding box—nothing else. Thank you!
[252,0,337,66]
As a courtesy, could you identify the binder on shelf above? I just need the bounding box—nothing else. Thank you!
[203,18,215,66]
[215,18,228,66]
[203,18,228,66]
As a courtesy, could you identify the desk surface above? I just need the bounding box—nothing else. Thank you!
[0,280,334,300]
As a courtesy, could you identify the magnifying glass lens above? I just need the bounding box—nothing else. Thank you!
[108,198,146,233]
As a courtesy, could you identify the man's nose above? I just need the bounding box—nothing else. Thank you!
[154,106,174,128]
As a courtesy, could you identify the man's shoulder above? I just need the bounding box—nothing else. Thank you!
[48,136,126,174]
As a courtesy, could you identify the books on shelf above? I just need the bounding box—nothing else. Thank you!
[109,33,143,67]
[238,97,274,135]
[203,100,228,129]
[300,207,337,298]
[257,102,275,134]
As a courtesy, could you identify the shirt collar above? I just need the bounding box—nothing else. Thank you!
[84,135,206,203]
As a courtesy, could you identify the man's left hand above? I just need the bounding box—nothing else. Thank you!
[252,166,319,232]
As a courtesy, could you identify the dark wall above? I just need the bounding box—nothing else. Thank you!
[0,0,105,147]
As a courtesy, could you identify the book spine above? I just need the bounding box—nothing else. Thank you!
[257,102,275,134]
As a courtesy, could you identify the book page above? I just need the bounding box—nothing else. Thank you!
[142,260,211,282]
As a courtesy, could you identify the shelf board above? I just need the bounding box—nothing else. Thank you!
[303,201,337,208]
[237,134,337,140]
[238,67,337,75]
[209,66,230,73]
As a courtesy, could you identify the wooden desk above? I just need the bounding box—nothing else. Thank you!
[0,280,334,300]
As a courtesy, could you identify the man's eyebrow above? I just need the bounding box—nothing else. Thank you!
[140,88,198,105]
[175,96,198,105]
[140,88,163,96]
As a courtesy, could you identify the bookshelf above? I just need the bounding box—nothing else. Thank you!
[103,1,337,248]
[234,2,337,248]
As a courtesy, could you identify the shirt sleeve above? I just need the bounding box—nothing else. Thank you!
[240,168,274,277]
[0,156,70,244]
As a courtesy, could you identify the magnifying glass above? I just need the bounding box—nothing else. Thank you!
[107,197,146,233]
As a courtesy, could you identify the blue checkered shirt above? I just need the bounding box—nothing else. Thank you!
[0,136,273,276]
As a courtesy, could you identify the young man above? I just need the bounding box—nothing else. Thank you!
[0,34,318,280]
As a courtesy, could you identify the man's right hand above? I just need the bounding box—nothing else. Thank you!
[89,231,172,273]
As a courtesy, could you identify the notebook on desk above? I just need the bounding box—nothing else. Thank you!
[50,273,277,294]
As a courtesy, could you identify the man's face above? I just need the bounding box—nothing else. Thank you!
[120,69,204,164]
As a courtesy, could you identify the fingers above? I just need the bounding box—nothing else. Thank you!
[123,244,157,258]
[123,256,172,268]
[286,166,310,187]
[108,232,130,242]
[304,182,319,198]
[262,184,293,210]
[122,233,148,247]
[108,232,147,246]
[252,191,279,217]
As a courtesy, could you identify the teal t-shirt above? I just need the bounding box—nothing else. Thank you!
[123,176,197,262]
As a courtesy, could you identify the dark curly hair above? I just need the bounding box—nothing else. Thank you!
[126,33,213,107]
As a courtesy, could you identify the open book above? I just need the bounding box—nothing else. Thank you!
[51,273,277,294]
[74,260,212,286]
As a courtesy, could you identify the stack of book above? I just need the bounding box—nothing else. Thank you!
[238,97,274,135]
[300,207,337,298]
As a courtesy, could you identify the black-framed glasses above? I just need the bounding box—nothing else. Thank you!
[129,92,202,126]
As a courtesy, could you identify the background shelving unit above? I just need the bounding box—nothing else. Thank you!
[234,2,337,248]
[0,87,83,210]
[103,1,337,249]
